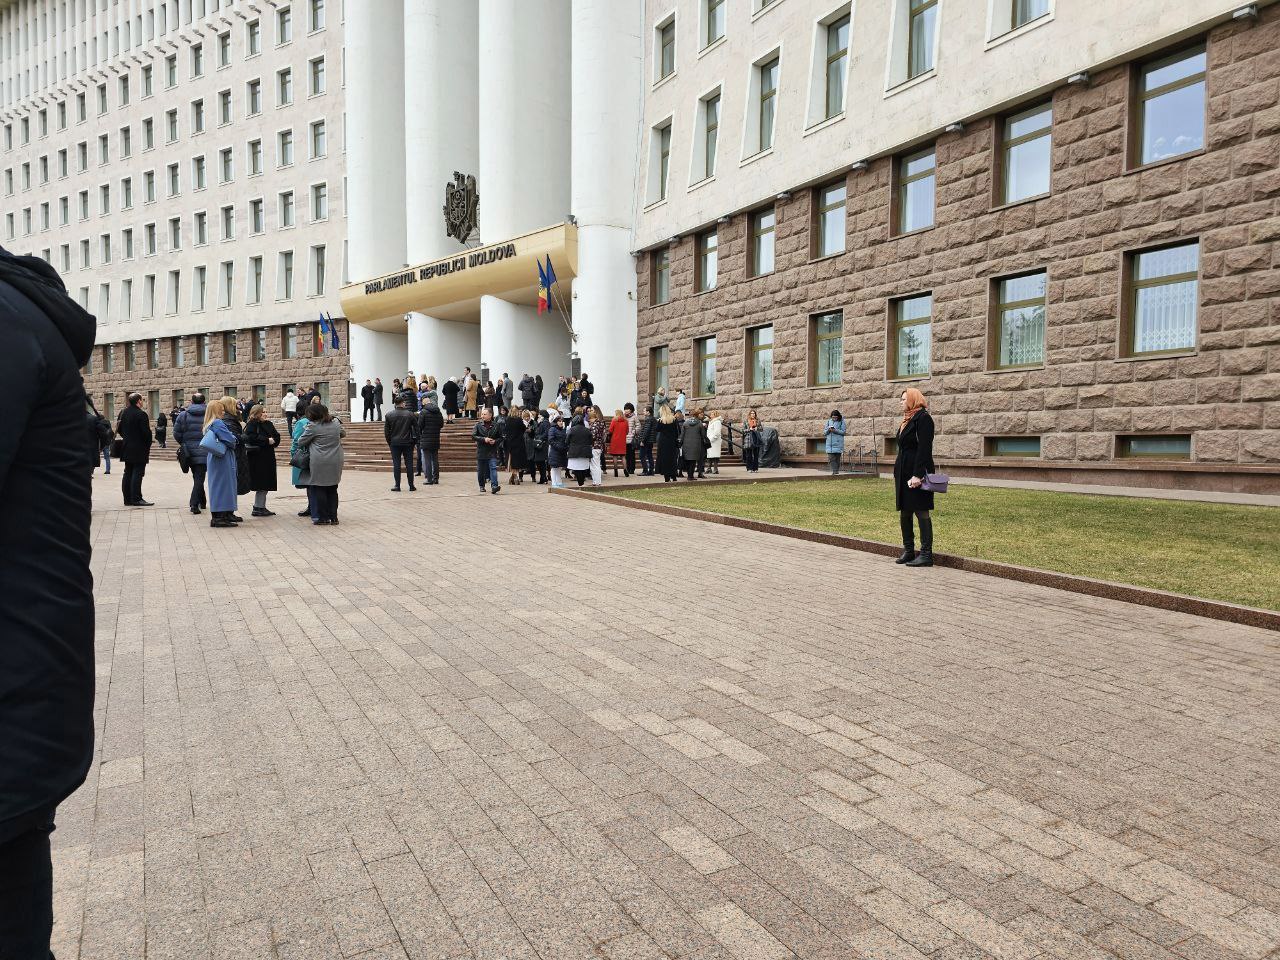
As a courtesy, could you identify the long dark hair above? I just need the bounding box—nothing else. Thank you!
[309,403,333,424]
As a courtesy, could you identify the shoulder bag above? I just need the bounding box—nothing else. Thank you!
[921,472,950,494]
[176,444,191,473]
[199,430,227,458]
[289,443,311,470]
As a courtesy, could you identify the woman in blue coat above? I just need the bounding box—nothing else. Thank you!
[290,409,313,517]
[202,398,241,528]
[823,410,846,475]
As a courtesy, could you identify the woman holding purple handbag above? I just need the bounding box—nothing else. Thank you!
[894,388,938,567]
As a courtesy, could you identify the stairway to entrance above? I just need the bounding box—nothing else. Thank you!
[342,418,479,472]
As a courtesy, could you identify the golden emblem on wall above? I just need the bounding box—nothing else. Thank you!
[443,172,479,244]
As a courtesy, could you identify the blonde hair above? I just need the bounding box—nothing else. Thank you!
[219,395,238,412]
[202,398,224,429]
[248,404,265,421]
[406,375,417,391]
[709,410,721,419]
[614,409,624,419]
[659,405,674,425]
[426,376,437,390]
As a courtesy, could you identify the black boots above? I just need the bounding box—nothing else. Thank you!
[895,550,916,564]
[905,552,934,567]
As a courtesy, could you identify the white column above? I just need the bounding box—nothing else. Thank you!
[480,296,571,402]
[403,0,479,383]
[476,0,570,242]
[571,0,642,413]
[346,0,408,387]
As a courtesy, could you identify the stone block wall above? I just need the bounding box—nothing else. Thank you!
[81,319,351,421]
[635,10,1280,467]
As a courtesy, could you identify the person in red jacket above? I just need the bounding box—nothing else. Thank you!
[607,409,629,478]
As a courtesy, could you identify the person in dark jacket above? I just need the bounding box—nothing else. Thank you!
[384,398,419,492]
[504,408,528,485]
[637,409,656,475]
[360,379,376,421]
[894,387,936,567]
[243,404,281,516]
[441,377,460,422]
[530,410,550,484]
[155,410,168,448]
[416,399,444,484]
[654,407,680,482]
[173,394,209,514]
[679,412,707,481]
[373,378,385,420]
[533,374,544,410]
[473,407,503,494]
[547,413,568,488]
[518,373,537,409]
[0,246,96,960]
[87,400,113,474]
[117,392,154,506]
[566,414,594,487]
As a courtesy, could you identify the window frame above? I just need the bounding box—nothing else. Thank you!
[987,269,1048,371]
[994,101,1053,207]
[888,292,933,380]
[649,344,670,395]
[893,145,936,236]
[748,206,776,278]
[907,0,938,80]
[705,0,726,48]
[1116,434,1192,461]
[695,229,718,293]
[1129,42,1208,171]
[745,324,775,393]
[824,13,851,121]
[811,179,847,259]
[984,436,1042,457]
[758,56,780,152]
[657,17,677,82]
[694,335,717,398]
[808,310,844,387]
[1120,239,1201,359]
[652,247,672,306]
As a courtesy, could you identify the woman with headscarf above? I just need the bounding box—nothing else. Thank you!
[894,388,936,568]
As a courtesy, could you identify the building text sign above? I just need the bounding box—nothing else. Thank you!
[363,242,517,295]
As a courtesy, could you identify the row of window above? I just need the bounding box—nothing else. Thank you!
[809,433,1194,460]
[85,324,332,378]
[2,0,325,119]
[9,184,329,265]
[649,34,1205,203]
[67,246,329,323]
[7,172,327,245]
[4,112,329,201]
[649,238,1201,397]
[94,381,330,425]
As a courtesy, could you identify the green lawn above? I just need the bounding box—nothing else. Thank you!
[605,478,1280,611]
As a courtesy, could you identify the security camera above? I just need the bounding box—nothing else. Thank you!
[403,313,411,323]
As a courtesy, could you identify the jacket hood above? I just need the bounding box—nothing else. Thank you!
[0,245,96,367]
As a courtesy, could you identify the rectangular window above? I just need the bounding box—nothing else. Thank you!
[248,79,262,115]
[659,19,676,80]
[278,129,294,167]
[254,328,268,361]
[311,245,327,295]
[174,337,186,367]
[166,271,180,315]
[1116,434,1191,460]
[104,346,115,372]
[249,257,264,304]
[999,103,1052,205]
[310,120,326,158]
[169,218,182,250]
[696,230,718,293]
[908,0,937,78]
[144,171,156,203]
[694,336,717,396]
[120,127,132,158]
[311,182,328,220]
[143,119,154,150]
[278,68,293,106]
[195,211,208,245]
[759,57,779,151]
[891,294,932,378]
[311,0,326,31]
[249,139,264,176]
[199,334,211,365]
[119,77,130,107]
[278,6,293,44]
[896,147,935,234]
[97,84,108,115]
[193,155,207,189]
[219,90,232,125]
[825,14,850,120]
[191,42,204,77]
[658,124,672,200]
[747,326,774,392]
[122,229,133,259]
[193,266,207,310]
[142,65,153,97]
[167,109,178,142]
[247,19,261,56]
[702,93,720,180]
[99,184,111,214]
[985,436,1042,457]
[706,0,725,46]
[278,251,295,300]
[221,148,234,183]
[1126,241,1199,356]
[149,339,160,369]
[650,345,669,394]
[1012,0,1050,29]
[144,223,157,255]
[219,31,232,67]
[652,248,671,306]
[310,57,326,96]
[280,190,295,227]
[99,134,109,165]
[991,271,1047,369]
[251,198,265,233]
[224,332,238,364]
[253,385,267,406]
[126,342,137,371]
[1135,45,1206,167]
[220,262,234,309]
[168,163,180,196]
[282,325,298,359]
[222,206,236,240]
[814,181,847,258]
[810,311,843,386]
[750,207,776,277]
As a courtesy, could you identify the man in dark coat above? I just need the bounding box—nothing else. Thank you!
[0,246,97,960]
[155,410,168,448]
[518,373,537,409]
[384,398,418,492]
[360,379,376,421]
[416,399,444,485]
[117,392,154,506]
[499,373,514,412]
[472,408,503,494]
[373,378,385,420]
[173,394,209,514]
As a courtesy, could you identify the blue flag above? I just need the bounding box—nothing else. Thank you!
[544,256,557,289]
[325,312,340,349]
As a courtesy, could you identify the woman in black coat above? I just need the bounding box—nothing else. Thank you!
[654,408,680,483]
[243,405,281,516]
[116,393,153,505]
[504,410,528,485]
[441,378,460,421]
[894,387,936,567]
[530,412,550,484]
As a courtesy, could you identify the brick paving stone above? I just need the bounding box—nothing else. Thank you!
[46,461,1280,959]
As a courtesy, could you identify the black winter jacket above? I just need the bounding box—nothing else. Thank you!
[416,405,444,448]
[567,422,594,459]
[0,246,96,843]
[473,419,502,458]
[383,408,418,446]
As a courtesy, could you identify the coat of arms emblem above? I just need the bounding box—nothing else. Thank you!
[443,172,479,244]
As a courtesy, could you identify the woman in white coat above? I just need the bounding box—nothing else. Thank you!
[705,411,723,475]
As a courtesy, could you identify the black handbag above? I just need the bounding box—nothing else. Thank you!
[289,445,310,470]
[176,444,191,473]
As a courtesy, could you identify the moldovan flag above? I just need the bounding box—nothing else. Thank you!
[537,258,551,314]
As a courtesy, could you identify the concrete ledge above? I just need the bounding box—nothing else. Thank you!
[553,486,1280,633]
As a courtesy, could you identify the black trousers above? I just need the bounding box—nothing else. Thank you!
[683,458,699,480]
[313,485,339,521]
[0,811,54,960]
[375,403,383,421]
[121,461,145,504]
[363,401,375,422]
[900,509,933,552]
[189,462,208,510]
[390,444,415,488]
[743,448,759,471]
[625,446,636,475]
[285,412,297,435]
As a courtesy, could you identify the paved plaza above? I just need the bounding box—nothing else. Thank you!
[60,460,1280,960]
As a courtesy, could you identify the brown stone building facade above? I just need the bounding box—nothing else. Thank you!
[81,318,352,423]
[635,10,1280,492]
